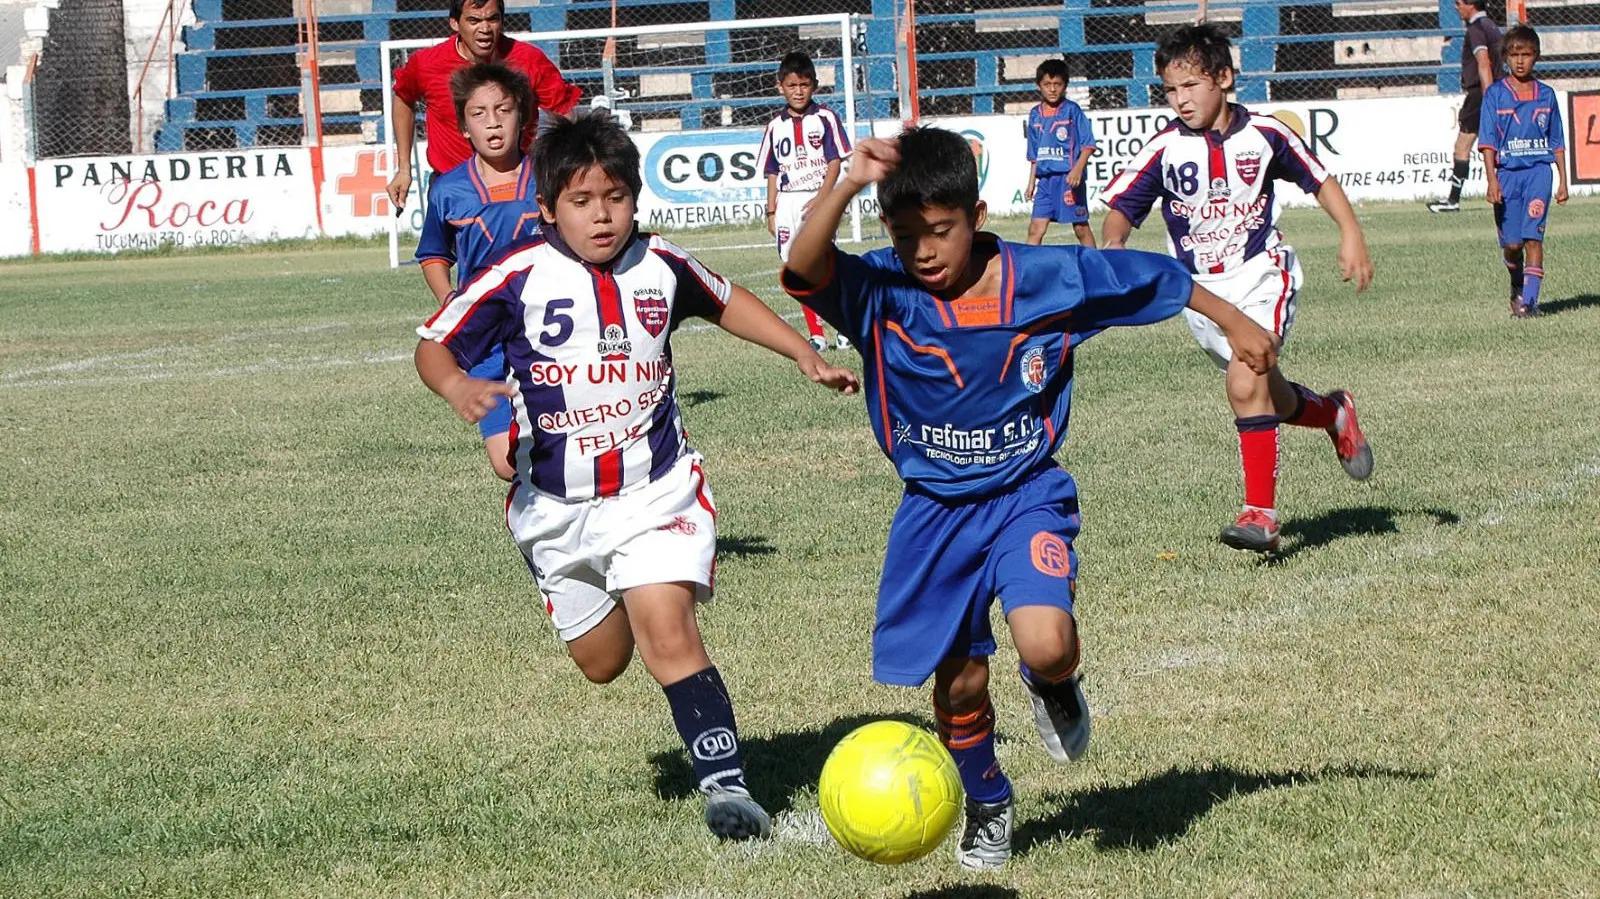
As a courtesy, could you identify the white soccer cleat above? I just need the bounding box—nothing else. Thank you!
[1019,667,1092,762]
[807,335,828,354]
[835,334,852,350]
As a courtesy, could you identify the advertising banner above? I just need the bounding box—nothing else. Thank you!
[33,148,317,253]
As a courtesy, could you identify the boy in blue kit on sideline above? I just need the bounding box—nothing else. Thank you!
[781,126,1276,869]
[1480,25,1568,318]
[416,63,545,480]
[1024,58,1097,247]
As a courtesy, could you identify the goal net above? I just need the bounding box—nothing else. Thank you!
[381,14,888,267]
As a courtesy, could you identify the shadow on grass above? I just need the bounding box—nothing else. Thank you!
[1535,294,1600,317]
[906,888,1020,899]
[1015,764,1430,855]
[718,534,776,558]
[1264,505,1459,564]
[680,389,724,407]
[650,712,933,815]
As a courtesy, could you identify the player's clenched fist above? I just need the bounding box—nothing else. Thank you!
[444,377,516,423]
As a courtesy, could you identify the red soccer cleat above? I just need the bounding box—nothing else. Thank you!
[1220,507,1280,553]
[1327,390,1374,481]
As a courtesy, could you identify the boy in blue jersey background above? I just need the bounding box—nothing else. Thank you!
[1024,58,1097,247]
[782,126,1276,869]
[1479,25,1568,318]
[417,63,544,480]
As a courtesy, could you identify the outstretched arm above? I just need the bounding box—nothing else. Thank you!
[1187,284,1278,374]
[415,339,515,422]
[1314,178,1373,292]
[1101,208,1134,248]
[786,137,901,287]
[710,285,859,394]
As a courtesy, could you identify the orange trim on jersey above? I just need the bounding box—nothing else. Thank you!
[780,248,836,298]
[513,212,542,240]
[1001,243,1016,323]
[930,294,955,327]
[998,311,1074,383]
[420,258,451,268]
[947,295,1000,327]
[884,320,964,389]
[448,216,493,244]
[486,180,518,202]
[873,321,893,455]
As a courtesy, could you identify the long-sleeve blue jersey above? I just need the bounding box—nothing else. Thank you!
[1478,78,1565,172]
[416,157,542,287]
[784,237,1195,500]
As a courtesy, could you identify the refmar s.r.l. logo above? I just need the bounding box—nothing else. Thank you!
[642,131,766,204]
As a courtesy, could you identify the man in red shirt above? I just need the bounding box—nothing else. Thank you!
[385,0,581,211]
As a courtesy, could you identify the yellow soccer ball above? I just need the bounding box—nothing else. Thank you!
[818,720,964,864]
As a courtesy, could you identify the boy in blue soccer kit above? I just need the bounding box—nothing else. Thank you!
[417,63,546,480]
[1024,58,1097,247]
[1479,25,1568,318]
[782,126,1276,868]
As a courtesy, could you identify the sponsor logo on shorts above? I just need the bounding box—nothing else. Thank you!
[1021,346,1047,394]
[1528,198,1546,219]
[1030,531,1071,577]
[692,727,738,761]
[634,289,669,337]
[660,514,699,536]
[1235,150,1262,185]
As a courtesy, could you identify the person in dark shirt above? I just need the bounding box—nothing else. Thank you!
[1430,0,1504,212]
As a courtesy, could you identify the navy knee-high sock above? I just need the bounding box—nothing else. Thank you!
[663,666,749,794]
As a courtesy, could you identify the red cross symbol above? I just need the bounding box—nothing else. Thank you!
[337,149,390,217]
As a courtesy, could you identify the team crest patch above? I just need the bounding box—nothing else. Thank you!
[634,289,669,337]
[1020,345,1047,394]
[1054,125,1070,141]
[1235,150,1262,185]
[1207,176,1231,202]
[1535,109,1549,129]
[1528,198,1546,219]
[1030,531,1071,578]
[808,131,824,150]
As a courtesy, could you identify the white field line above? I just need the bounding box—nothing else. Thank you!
[1478,453,1600,526]
[0,311,815,390]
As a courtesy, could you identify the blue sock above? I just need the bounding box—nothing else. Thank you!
[935,696,1011,805]
[1522,265,1543,310]
[663,666,748,794]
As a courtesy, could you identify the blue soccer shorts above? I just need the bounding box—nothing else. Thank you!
[872,465,1081,687]
[1031,172,1090,225]
[467,343,512,439]
[1494,165,1552,247]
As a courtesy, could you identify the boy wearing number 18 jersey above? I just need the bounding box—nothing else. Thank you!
[782,125,1278,869]
[1102,23,1377,553]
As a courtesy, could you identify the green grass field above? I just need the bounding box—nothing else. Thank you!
[3,199,1599,898]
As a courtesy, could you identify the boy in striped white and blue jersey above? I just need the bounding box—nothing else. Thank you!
[758,50,853,351]
[1102,23,1376,554]
[415,110,858,842]
[416,63,544,480]
[1480,25,1568,318]
[1024,58,1097,247]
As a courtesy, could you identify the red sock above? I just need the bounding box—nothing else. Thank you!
[1237,416,1279,510]
[802,307,825,338]
[1284,382,1338,430]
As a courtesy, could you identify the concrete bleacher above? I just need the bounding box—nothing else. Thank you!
[153,0,1600,151]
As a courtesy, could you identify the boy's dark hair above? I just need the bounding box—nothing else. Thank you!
[1035,58,1069,83]
[878,126,980,218]
[1503,24,1539,53]
[450,62,534,129]
[534,109,643,203]
[1155,23,1234,77]
[777,50,817,83]
[1466,0,1488,10]
[449,0,498,23]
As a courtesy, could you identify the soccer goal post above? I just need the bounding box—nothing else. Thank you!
[381,13,876,268]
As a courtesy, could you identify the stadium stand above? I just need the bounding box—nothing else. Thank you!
[108,0,1600,152]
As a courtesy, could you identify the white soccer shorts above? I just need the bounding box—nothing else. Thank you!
[507,451,717,642]
[1184,244,1302,370]
[773,189,818,264]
